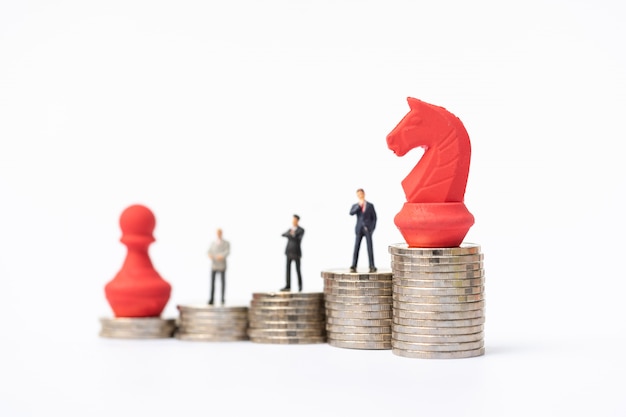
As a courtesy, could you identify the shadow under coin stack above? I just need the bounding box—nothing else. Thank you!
[175,304,249,341]
[247,292,326,344]
[99,317,176,339]
[389,243,486,359]
[321,269,394,350]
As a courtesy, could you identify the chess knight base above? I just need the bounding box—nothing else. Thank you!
[394,202,474,248]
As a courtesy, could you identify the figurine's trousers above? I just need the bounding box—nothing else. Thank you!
[286,256,302,290]
[210,269,226,303]
[352,228,375,268]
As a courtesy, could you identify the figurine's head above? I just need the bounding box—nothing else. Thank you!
[216,228,223,239]
[292,214,300,226]
[356,188,365,201]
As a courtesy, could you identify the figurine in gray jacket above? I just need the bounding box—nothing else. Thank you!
[208,228,230,304]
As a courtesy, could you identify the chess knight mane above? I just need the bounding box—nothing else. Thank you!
[386,97,471,204]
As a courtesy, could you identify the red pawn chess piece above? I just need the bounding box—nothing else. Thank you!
[387,97,474,247]
[104,204,171,317]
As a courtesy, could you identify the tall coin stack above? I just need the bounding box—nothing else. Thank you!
[99,317,176,339]
[321,269,393,350]
[247,292,326,344]
[389,243,486,359]
[175,304,249,342]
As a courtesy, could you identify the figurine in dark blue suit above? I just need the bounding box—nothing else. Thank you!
[350,189,377,273]
[281,214,305,292]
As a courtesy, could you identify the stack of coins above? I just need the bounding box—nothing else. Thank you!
[175,304,249,341]
[99,317,176,339]
[389,243,485,359]
[247,292,326,344]
[321,269,393,350]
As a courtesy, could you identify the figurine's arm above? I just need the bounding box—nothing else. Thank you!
[350,204,360,215]
[371,205,377,231]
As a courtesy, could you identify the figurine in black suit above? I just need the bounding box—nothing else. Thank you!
[281,214,305,292]
[350,188,377,273]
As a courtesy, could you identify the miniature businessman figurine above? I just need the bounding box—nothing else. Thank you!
[208,228,230,305]
[281,214,305,292]
[350,188,377,273]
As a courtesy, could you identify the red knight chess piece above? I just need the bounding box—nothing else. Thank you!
[386,97,474,247]
[104,204,171,317]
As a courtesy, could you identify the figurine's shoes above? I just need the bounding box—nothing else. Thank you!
[349,267,356,273]
[280,287,291,292]
[208,300,214,305]
[369,267,377,272]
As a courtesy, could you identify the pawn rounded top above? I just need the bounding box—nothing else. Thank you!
[119,204,156,238]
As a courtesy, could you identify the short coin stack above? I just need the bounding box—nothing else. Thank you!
[389,243,485,359]
[175,304,249,342]
[247,292,326,344]
[321,269,393,350]
[99,317,176,339]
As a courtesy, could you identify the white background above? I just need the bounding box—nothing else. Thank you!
[1,1,625,416]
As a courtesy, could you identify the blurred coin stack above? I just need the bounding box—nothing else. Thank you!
[322,269,393,350]
[247,292,326,344]
[389,243,485,359]
[175,304,249,341]
[99,317,176,339]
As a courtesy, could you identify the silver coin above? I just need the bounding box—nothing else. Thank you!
[392,323,484,336]
[391,262,483,273]
[392,285,484,296]
[177,316,248,325]
[99,332,174,339]
[394,308,484,320]
[324,301,392,312]
[326,324,392,334]
[177,304,248,313]
[248,314,325,322]
[327,332,391,342]
[392,347,485,359]
[392,330,484,344]
[100,317,176,327]
[392,339,484,352]
[250,299,324,308]
[390,253,484,265]
[326,317,392,327]
[323,279,393,289]
[393,316,485,328]
[248,321,324,330]
[249,335,327,344]
[324,294,392,304]
[248,303,324,314]
[178,325,247,333]
[388,243,481,256]
[393,292,485,304]
[248,329,325,338]
[327,338,391,350]
[392,270,485,281]
[325,309,393,319]
[393,299,485,312]
[321,270,393,282]
[324,287,393,296]
[175,333,249,342]
[252,292,324,300]
[248,315,325,324]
